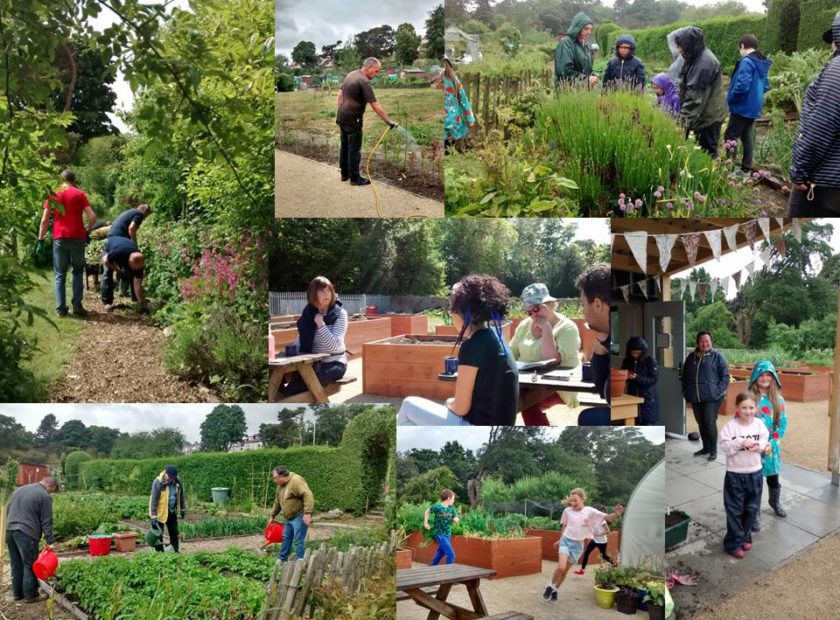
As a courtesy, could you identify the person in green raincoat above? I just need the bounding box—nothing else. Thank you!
[554,12,598,87]
[748,360,788,532]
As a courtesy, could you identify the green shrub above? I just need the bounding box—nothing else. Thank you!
[52,494,115,539]
[765,0,800,54]
[340,407,395,512]
[596,21,622,55]
[64,451,93,490]
[306,527,389,551]
[276,72,294,92]
[479,476,515,504]
[798,8,837,51]
[400,466,462,504]
[765,49,833,114]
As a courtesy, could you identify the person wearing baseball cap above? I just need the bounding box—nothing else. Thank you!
[149,465,186,552]
[788,10,840,215]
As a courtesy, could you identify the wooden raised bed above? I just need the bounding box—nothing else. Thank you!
[524,528,620,563]
[779,370,830,402]
[271,317,392,358]
[396,548,413,569]
[389,314,429,337]
[434,323,513,340]
[363,335,459,399]
[404,531,541,579]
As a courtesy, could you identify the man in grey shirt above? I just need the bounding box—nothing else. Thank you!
[336,57,398,186]
[5,477,58,603]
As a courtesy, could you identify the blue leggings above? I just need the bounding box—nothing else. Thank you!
[430,534,455,565]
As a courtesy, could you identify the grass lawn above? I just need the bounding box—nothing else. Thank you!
[18,269,84,399]
[276,88,443,145]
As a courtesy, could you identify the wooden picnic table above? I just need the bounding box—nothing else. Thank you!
[397,563,497,619]
[268,353,330,403]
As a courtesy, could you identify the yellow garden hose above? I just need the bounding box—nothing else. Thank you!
[365,125,393,218]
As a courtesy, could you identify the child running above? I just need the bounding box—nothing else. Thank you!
[749,360,788,532]
[424,489,460,565]
[573,505,616,575]
[720,392,769,558]
[543,488,623,602]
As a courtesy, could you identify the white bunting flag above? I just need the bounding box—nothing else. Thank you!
[688,280,697,302]
[653,277,661,294]
[723,224,740,252]
[746,260,755,280]
[620,284,631,303]
[775,218,785,230]
[624,231,648,273]
[758,218,771,246]
[791,219,802,243]
[637,280,649,299]
[679,279,688,298]
[654,234,678,274]
[710,278,719,299]
[683,233,702,266]
[703,229,722,260]
[760,245,772,266]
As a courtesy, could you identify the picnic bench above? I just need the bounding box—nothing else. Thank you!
[268,353,356,403]
[397,563,501,619]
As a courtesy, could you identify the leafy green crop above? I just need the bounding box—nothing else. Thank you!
[192,547,276,581]
[180,516,266,539]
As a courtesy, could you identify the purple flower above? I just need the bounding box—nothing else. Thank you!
[686,199,694,211]
[634,199,643,208]
[667,202,674,209]
[654,190,662,199]
[619,193,626,200]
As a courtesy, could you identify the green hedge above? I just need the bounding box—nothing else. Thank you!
[340,406,395,512]
[64,451,93,490]
[798,8,837,51]
[765,0,801,54]
[604,15,767,73]
[596,21,622,55]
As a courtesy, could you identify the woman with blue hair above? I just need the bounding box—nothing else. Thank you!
[397,274,518,425]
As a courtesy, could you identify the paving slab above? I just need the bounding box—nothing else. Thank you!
[667,475,718,507]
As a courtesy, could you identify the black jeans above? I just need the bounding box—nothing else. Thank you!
[694,122,722,158]
[580,540,612,569]
[154,512,180,552]
[723,470,762,552]
[338,121,364,181]
[787,185,840,216]
[101,263,137,304]
[6,529,40,600]
[282,360,347,397]
[724,113,755,172]
[692,400,722,454]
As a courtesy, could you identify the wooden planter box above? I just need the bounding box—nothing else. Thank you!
[396,548,413,570]
[363,335,459,399]
[404,531,541,579]
[390,314,429,337]
[779,370,830,402]
[271,317,392,359]
[524,529,620,563]
[434,324,513,340]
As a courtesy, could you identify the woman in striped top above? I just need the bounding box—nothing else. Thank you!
[281,276,348,397]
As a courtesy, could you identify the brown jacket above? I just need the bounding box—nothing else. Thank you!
[270,472,314,520]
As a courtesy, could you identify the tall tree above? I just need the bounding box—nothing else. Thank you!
[55,42,119,142]
[86,425,121,455]
[425,5,445,59]
[35,414,59,447]
[395,24,421,66]
[318,40,343,65]
[354,25,396,59]
[0,416,33,451]
[200,405,247,452]
[56,420,90,449]
[291,40,317,67]
[260,408,304,448]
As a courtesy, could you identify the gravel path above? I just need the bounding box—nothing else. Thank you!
[275,150,444,218]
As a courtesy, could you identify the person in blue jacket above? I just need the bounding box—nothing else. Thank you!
[621,336,659,425]
[603,34,646,91]
[724,34,771,177]
[681,331,730,461]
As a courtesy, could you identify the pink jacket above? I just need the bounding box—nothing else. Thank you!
[720,417,768,473]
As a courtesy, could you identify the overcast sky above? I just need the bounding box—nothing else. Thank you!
[671,219,838,299]
[398,426,665,452]
[569,218,610,244]
[601,0,766,13]
[0,404,322,443]
[276,0,441,58]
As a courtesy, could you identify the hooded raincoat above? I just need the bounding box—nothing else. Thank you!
[555,12,594,83]
[621,336,660,425]
[652,73,681,118]
[666,28,687,89]
[603,34,646,89]
[749,361,787,477]
[675,27,727,131]
[790,10,840,187]
[727,52,772,119]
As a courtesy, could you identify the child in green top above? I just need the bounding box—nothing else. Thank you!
[424,489,460,565]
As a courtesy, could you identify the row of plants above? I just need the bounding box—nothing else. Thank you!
[594,564,667,618]
[180,516,266,540]
[719,348,835,369]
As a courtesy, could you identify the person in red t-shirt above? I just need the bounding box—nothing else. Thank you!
[38,169,97,317]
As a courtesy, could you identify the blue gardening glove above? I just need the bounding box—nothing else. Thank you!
[180,510,186,519]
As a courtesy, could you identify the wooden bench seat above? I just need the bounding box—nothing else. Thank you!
[484,613,534,620]
[277,376,357,403]
[395,586,438,602]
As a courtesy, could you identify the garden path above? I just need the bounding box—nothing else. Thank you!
[275,150,444,218]
[48,297,216,403]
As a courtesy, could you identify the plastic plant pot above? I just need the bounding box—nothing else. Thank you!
[114,531,138,552]
[33,548,59,579]
[88,534,113,556]
[594,584,619,609]
[211,487,230,504]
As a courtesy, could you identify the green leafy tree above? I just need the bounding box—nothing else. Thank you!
[86,425,121,455]
[395,24,421,66]
[497,22,523,56]
[1,458,20,498]
[291,40,317,67]
[260,408,304,449]
[111,428,186,459]
[400,466,462,504]
[0,416,33,451]
[473,0,494,25]
[318,40,343,65]
[200,405,247,452]
[353,25,396,59]
[336,43,363,72]
[36,414,59,448]
[57,420,91,449]
[425,5,445,59]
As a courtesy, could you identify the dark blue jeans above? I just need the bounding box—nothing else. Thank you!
[278,513,308,561]
[282,361,347,397]
[431,533,455,565]
[53,238,85,312]
[6,529,40,600]
[723,470,762,552]
[339,121,364,181]
[101,261,137,304]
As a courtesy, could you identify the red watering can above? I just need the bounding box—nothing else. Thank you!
[33,548,59,580]
[262,520,284,549]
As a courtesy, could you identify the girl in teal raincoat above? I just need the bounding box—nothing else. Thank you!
[439,58,475,150]
[748,360,788,531]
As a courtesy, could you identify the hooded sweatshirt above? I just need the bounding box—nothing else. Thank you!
[790,10,840,187]
[555,12,594,82]
[727,50,772,119]
[603,34,646,89]
[675,27,727,131]
[748,360,788,478]
[652,73,681,118]
[620,336,660,425]
[666,28,687,88]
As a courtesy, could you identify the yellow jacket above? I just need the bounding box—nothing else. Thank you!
[149,471,184,522]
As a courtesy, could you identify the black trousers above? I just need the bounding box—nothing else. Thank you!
[724,113,755,172]
[338,121,364,181]
[6,530,40,600]
[580,540,612,569]
[723,470,762,552]
[692,400,722,454]
[282,361,347,397]
[693,122,722,158]
[787,185,840,216]
[154,512,180,552]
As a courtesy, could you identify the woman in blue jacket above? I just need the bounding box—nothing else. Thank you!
[724,34,771,176]
[681,331,730,460]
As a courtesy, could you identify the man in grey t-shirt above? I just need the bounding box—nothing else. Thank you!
[336,57,398,186]
[5,477,58,603]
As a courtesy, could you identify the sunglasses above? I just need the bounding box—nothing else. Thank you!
[526,304,544,316]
